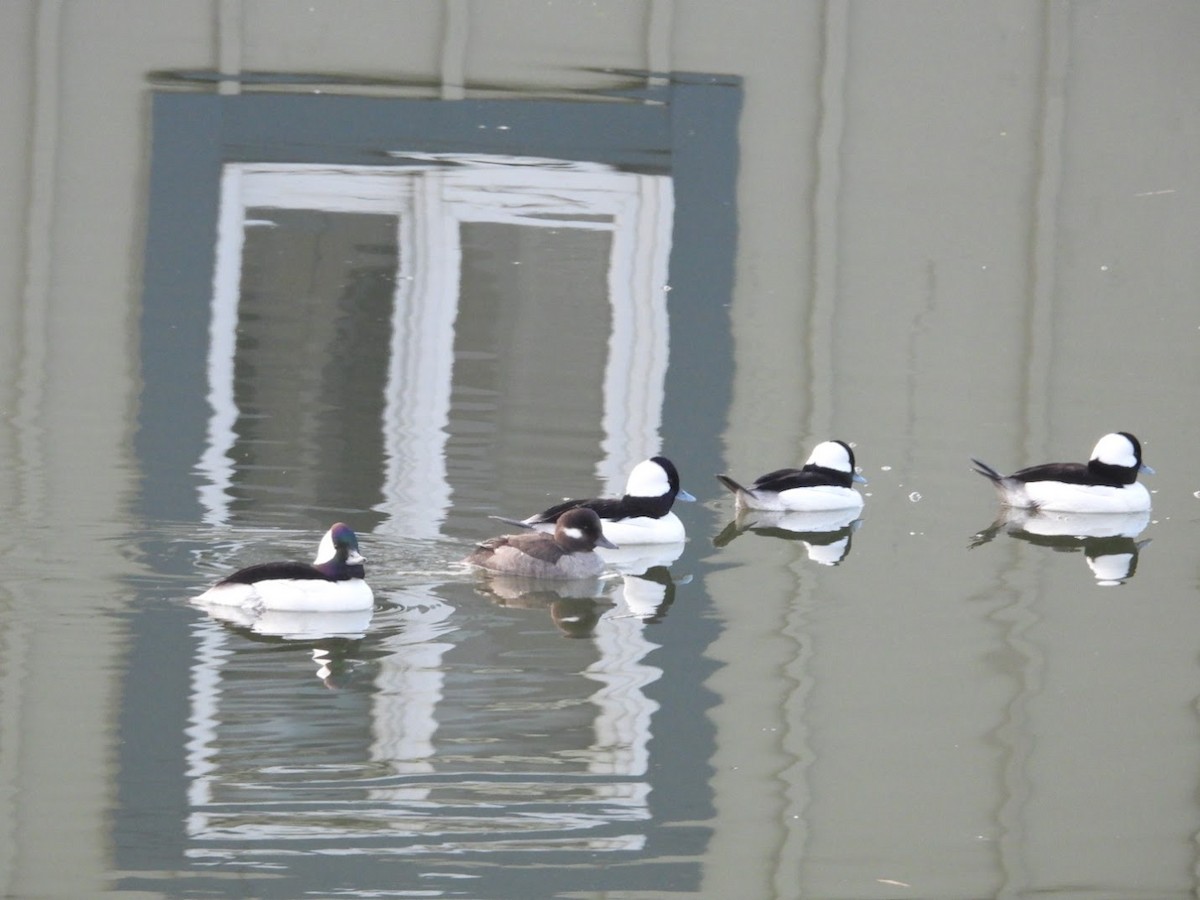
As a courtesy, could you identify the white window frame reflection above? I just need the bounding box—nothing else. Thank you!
[187,154,674,852]
[199,155,675,539]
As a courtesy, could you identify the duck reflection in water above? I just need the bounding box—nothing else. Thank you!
[473,573,614,638]
[714,507,863,566]
[195,606,369,687]
[199,603,373,641]
[611,566,680,624]
[573,537,686,625]
[970,508,1151,586]
[475,564,686,632]
[596,539,684,574]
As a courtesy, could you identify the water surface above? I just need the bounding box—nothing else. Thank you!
[3,4,1200,898]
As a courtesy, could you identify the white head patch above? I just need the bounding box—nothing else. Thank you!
[625,458,670,497]
[806,441,852,473]
[313,528,336,564]
[313,525,362,564]
[562,526,584,541]
[1091,433,1137,468]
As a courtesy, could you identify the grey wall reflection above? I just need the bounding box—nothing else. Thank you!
[131,75,736,893]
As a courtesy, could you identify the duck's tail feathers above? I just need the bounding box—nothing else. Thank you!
[716,474,760,506]
[716,474,746,495]
[488,514,536,530]
[970,458,1004,483]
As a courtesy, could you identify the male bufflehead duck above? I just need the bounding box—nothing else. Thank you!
[466,507,618,579]
[492,456,696,544]
[971,431,1153,513]
[716,440,867,512]
[195,523,374,612]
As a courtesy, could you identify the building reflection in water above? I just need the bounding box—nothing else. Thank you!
[197,155,673,535]
[184,152,677,857]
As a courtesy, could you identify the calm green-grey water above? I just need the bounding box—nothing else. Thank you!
[3,3,1200,898]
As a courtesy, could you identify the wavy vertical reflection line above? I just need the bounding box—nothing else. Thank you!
[992,10,1070,889]
[439,0,468,100]
[775,557,820,898]
[0,599,31,896]
[196,166,246,527]
[986,562,1044,900]
[785,1,850,894]
[216,0,243,96]
[14,0,59,525]
[1021,1,1069,466]
[645,0,675,88]
[807,0,849,445]
[1,1,61,887]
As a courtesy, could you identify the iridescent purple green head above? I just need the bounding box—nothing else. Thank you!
[313,522,366,579]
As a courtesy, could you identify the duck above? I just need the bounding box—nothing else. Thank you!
[194,522,374,611]
[716,439,867,512]
[491,456,695,544]
[970,431,1154,513]
[466,506,618,579]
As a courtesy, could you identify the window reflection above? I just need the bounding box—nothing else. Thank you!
[198,155,674,538]
[185,591,666,854]
[188,153,675,855]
